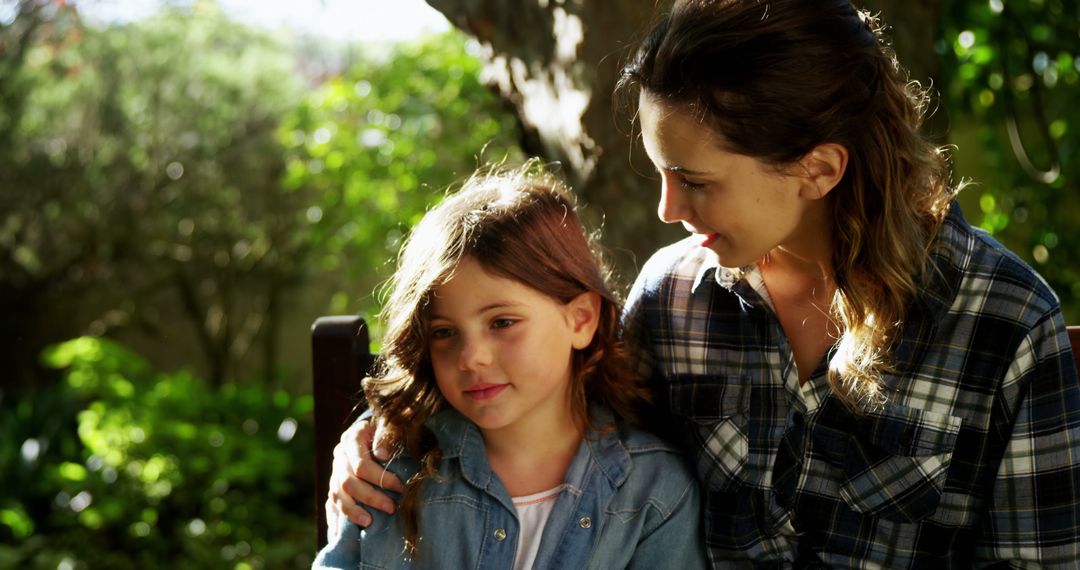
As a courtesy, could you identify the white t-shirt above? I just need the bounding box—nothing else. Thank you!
[512,484,564,570]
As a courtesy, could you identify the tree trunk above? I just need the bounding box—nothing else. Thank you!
[862,0,949,143]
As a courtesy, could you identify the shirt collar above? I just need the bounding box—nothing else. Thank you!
[689,244,759,294]
[689,246,770,310]
[424,408,488,486]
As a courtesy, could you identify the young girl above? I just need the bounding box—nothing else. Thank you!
[329,1,1080,567]
[313,164,706,569]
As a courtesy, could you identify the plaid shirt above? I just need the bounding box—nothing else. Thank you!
[624,206,1080,568]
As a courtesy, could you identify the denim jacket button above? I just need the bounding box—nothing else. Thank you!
[579,516,592,529]
[493,528,507,541]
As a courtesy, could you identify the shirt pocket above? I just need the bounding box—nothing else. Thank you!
[817,404,962,523]
[668,378,752,492]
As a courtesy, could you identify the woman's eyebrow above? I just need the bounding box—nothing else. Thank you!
[665,164,708,176]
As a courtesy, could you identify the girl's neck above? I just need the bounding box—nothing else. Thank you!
[481,407,584,497]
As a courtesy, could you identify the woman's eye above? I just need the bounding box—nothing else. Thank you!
[680,177,706,191]
[491,318,516,330]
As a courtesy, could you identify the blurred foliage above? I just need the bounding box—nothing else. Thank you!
[939,0,1080,321]
[0,337,315,569]
[0,0,310,386]
[277,32,522,320]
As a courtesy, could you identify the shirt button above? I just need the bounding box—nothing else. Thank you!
[579,516,592,529]
[493,528,507,541]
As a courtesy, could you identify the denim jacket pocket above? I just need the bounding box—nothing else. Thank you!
[669,378,751,491]
[828,405,962,523]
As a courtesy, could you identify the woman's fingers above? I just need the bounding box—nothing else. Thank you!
[325,418,402,530]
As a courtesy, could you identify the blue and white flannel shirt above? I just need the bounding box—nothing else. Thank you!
[624,205,1080,568]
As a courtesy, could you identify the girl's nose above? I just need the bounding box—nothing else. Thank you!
[657,174,687,224]
[458,337,492,371]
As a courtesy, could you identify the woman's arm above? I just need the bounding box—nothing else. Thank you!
[325,416,403,534]
[975,309,1080,566]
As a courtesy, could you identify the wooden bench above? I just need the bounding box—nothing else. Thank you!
[310,320,1080,548]
[311,316,376,549]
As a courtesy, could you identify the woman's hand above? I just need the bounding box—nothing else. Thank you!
[325,417,403,537]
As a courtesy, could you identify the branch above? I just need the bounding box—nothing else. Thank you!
[997,2,1062,184]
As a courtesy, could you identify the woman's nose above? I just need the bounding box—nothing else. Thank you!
[657,174,687,224]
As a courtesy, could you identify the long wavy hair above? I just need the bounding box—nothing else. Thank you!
[363,161,651,557]
[618,0,957,410]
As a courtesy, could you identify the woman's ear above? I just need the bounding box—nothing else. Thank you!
[797,142,848,200]
[566,292,602,350]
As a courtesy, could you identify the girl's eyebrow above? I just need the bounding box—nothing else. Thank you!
[428,302,526,320]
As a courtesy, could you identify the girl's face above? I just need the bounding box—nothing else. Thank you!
[427,257,595,436]
[638,92,818,268]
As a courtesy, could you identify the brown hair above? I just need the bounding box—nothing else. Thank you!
[363,161,651,556]
[618,0,957,410]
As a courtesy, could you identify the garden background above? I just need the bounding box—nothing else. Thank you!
[2,0,1077,568]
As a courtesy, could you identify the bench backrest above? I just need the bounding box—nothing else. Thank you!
[311,316,375,549]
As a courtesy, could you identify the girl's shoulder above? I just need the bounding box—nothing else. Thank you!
[590,411,697,494]
[598,419,700,518]
[615,420,685,456]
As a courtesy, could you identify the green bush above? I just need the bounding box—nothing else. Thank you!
[0,338,316,569]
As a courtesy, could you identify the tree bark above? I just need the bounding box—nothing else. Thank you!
[862,0,949,143]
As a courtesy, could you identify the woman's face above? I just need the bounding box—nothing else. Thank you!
[637,92,818,268]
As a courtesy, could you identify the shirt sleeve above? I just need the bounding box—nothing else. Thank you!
[623,262,689,444]
[312,517,364,569]
[622,268,658,384]
[975,309,1080,567]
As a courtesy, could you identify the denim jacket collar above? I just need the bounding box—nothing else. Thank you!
[426,405,632,492]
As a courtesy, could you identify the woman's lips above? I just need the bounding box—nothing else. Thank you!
[464,384,509,400]
[700,233,720,248]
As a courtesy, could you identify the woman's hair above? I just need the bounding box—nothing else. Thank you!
[618,0,957,410]
[363,160,651,556]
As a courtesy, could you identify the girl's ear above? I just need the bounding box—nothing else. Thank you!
[567,292,602,350]
[796,142,849,200]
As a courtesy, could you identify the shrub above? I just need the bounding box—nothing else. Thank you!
[0,337,317,569]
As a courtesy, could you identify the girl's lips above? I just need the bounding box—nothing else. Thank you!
[700,233,720,248]
[464,384,509,401]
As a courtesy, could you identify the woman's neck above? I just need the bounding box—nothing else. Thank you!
[481,406,583,497]
[764,198,835,283]
[759,200,840,384]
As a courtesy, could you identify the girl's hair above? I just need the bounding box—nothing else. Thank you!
[363,161,651,556]
[618,0,957,410]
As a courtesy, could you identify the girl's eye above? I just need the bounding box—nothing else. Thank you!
[430,327,455,340]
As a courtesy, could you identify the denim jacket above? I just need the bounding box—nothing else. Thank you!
[314,405,707,569]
